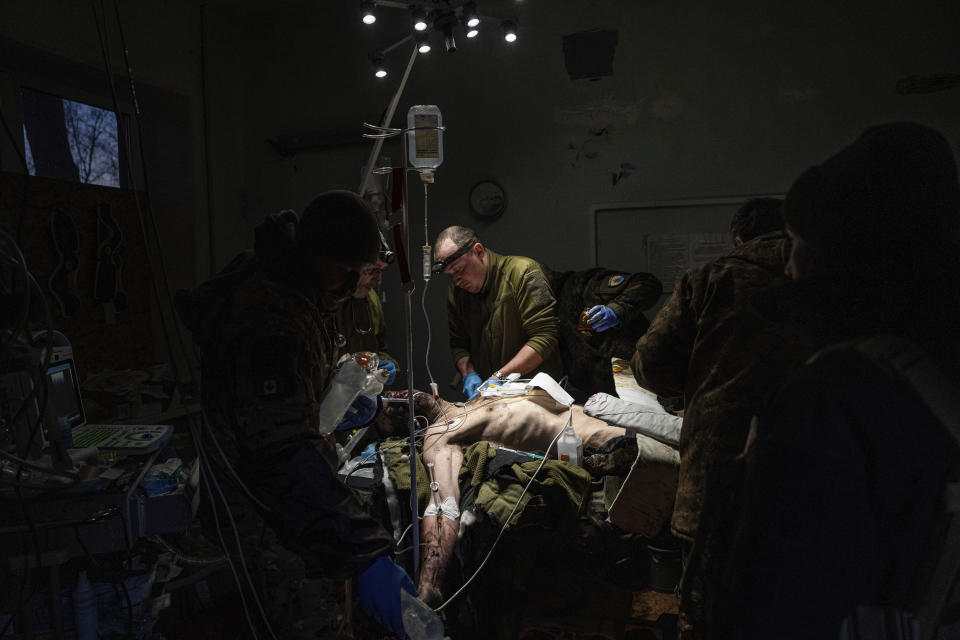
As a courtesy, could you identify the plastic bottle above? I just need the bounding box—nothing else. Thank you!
[400,588,446,640]
[73,570,98,640]
[360,368,388,400]
[316,359,369,433]
[556,424,583,466]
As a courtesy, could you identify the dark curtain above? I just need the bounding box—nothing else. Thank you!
[22,89,79,182]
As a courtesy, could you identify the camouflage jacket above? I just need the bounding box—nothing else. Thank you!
[447,249,562,379]
[547,267,662,397]
[717,339,957,639]
[175,211,393,579]
[632,230,819,541]
[335,290,397,371]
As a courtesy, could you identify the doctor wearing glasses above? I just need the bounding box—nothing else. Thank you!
[334,246,399,385]
[432,225,562,400]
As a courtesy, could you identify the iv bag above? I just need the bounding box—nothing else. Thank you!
[407,105,443,172]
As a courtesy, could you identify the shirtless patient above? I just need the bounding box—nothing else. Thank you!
[392,391,628,605]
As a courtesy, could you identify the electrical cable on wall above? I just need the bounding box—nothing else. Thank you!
[0,230,63,638]
[86,3,280,636]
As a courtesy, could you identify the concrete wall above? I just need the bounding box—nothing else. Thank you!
[0,0,207,287]
[5,0,958,390]
[0,0,208,366]
[203,0,959,390]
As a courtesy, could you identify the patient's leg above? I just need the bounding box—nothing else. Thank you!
[416,393,626,600]
[418,513,458,607]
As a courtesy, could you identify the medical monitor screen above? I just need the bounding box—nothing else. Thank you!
[44,360,85,430]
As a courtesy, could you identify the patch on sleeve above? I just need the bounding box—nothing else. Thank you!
[608,275,625,287]
[243,335,302,400]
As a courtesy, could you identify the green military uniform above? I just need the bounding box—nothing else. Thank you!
[631,230,819,637]
[448,249,562,380]
[335,289,397,370]
[176,212,393,638]
[546,267,662,398]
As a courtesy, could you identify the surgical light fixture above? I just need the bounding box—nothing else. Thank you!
[373,54,387,78]
[443,27,457,53]
[502,19,517,43]
[416,31,431,54]
[435,11,458,53]
[463,2,480,28]
[364,1,519,81]
[412,6,428,31]
[361,1,377,24]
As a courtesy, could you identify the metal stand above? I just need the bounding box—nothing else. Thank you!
[360,122,446,578]
[359,43,422,574]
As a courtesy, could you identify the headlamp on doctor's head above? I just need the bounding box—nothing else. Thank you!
[379,246,395,265]
[431,237,478,274]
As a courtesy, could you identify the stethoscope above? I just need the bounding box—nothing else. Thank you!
[333,299,373,348]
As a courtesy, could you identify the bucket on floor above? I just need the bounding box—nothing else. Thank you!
[646,544,682,593]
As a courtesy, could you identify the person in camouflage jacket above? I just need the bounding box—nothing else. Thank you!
[631,198,820,637]
[545,266,662,399]
[176,191,412,637]
[717,123,960,640]
[335,252,398,382]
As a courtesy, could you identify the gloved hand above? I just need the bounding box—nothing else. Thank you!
[586,305,619,332]
[462,371,483,399]
[335,395,377,431]
[378,360,397,386]
[357,556,417,636]
[480,376,503,396]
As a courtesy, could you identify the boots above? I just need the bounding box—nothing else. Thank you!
[417,514,459,608]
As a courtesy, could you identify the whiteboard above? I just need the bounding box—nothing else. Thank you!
[593,195,782,314]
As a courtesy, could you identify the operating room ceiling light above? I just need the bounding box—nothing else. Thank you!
[463,1,480,28]
[442,24,456,53]
[364,1,518,80]
[502,20,517,43]
[361,1,377,24]
[373,54,387,78]
[416,31,431,54]
[412,6,428,31]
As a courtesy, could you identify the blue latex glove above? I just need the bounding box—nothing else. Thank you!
[335,395,377,431]
[480,376,502,396]
[361,441,378,461]
[586,305,619,332]
[357,556,417,635]
[462,371,483,399]
[379,360,397,386]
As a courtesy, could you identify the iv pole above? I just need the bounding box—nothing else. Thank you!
[359,42,423,575]
[359,36,415,199]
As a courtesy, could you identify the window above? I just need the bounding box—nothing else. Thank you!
[20,87,129,188]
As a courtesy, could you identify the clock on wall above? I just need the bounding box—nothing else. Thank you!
[468,180,507,220]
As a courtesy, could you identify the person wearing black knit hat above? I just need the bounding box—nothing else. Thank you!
[176,190,415,638]
[716,123,960,639]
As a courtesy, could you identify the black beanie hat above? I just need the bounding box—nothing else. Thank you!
[297,190,380,264]
[785,122,960,269]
